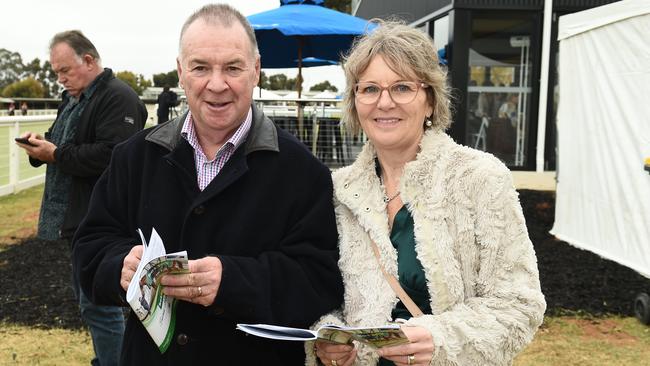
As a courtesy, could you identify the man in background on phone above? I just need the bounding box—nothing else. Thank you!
[15,30,147,366]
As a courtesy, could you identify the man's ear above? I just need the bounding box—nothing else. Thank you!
[83,54,95,69]
[253,55,260,86]
[176,58,183,88]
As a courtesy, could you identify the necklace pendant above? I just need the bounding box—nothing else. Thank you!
[383,191,400,204]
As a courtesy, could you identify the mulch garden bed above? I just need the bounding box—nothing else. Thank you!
[1,190,649,330]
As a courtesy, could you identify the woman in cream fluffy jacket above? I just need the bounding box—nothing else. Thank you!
[307,21,546,366]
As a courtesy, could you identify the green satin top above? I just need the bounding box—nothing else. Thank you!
[379,205,431,366]
[390,205,432,320]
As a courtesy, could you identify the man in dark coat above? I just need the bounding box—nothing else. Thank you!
[156,86,178,124]
[16,30,147,366]
[72,4,343,365]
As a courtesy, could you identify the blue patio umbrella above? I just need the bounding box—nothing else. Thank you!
[248,0,375,97]
[296,57,339,67]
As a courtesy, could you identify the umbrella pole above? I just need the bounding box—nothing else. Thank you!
[297,37,305,142]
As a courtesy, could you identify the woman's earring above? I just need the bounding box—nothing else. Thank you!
[425,118,433,128]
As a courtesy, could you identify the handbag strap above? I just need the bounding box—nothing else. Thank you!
[369,239,425,318]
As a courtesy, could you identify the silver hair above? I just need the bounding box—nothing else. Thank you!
[49,30,101,65]
[178,4,259,59]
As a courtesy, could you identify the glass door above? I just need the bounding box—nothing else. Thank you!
[465,11,536,167]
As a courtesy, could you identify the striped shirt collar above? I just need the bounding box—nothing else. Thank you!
[180,107,252,189]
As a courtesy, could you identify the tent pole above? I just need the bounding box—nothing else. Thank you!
[297,37,304,141]
[536,0,553,172]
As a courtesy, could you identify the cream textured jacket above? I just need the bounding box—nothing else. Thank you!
[306,131,546,366]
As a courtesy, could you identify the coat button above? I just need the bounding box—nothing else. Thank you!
[353,193,360,198]
[343,183,349,189]
[176,333,189,345]
[193,205,205,215]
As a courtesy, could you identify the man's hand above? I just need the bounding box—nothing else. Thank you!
[160,256,222,307]
[15,132,57,163]
[120,245,143,291]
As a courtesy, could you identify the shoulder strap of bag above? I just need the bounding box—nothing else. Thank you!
[369,239,424,318]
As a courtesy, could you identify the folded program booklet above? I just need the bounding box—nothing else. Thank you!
[126,228,189,353]
[236,323,409,348]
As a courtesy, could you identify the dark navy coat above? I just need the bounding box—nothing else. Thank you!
[73,105,343,365]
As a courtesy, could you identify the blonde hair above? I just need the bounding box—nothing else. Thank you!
[342,20,452,136]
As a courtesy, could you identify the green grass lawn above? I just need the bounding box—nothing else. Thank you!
[1,186,649,365]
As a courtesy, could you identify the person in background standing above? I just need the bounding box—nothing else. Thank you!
[20,101,28,116]
[15,30,147,366]
[8,102,16,115]
[156,85,178,124]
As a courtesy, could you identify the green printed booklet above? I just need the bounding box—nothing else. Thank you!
[126,228,189,353]
[236,323,409,348]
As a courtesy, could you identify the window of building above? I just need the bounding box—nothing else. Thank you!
[465,11,535,167]
[433,15,449,52]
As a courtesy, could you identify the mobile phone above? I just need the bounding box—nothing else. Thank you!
[15,137,37,147]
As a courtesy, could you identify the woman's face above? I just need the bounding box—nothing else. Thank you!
[355,55,432,152]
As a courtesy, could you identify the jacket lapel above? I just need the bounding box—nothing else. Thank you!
[401,131,461,313]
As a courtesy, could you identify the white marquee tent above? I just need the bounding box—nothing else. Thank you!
[551,0,650,278]
[253,86,282,100]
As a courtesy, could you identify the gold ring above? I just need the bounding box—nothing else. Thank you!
[197,286,202,297]
[330,360,338,366]
[407,354,415,365]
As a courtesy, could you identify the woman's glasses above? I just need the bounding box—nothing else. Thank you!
[354,81,428,105]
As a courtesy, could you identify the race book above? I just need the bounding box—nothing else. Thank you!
[236,323,409,348]
[126,228,189,353]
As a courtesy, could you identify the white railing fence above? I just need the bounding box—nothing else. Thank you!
[1,100,360,198]
[0,115,55,197]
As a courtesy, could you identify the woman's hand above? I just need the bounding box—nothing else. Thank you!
[314,340,357,366]
[377,326,434,366]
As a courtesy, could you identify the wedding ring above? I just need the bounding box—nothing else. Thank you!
[407,354,415,365]
[197,286,203,297]
[330,360,338,366]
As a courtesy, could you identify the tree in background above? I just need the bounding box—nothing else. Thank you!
[0,48,24,92]
[268,73,288,90]
[324,0,351,13]
[116,71,152,96]
[24,58,60,98]
[310,80,338,92]
[267,73,302,91]
[287,76,300,91]
[1,77,46,98]
[259,71,270,89]
[153,70,179,88]
[0,49,61,98]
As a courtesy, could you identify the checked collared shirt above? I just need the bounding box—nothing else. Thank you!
[180,108,252,190]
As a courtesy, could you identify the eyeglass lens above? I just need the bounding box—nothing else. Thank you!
[355,82,421,104]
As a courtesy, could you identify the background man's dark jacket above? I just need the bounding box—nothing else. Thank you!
[31,68,147,237]
[72,106,344,364]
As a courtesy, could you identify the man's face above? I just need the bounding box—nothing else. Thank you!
[177,19,260,141]
[49,43,95,97]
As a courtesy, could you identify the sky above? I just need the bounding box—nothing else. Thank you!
[1,0,346,91]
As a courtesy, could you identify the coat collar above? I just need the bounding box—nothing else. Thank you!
[144,103,279,154]
[333,130,455,205]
